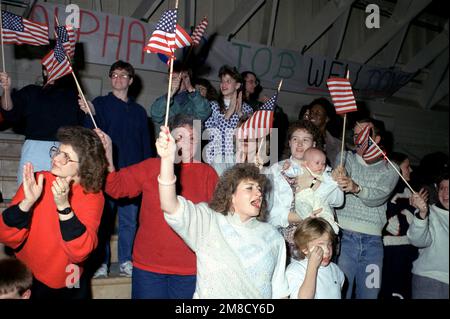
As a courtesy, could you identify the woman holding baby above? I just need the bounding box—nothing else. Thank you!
[267,120,344,260]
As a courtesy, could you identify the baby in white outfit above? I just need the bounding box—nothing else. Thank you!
[295,148,339,234]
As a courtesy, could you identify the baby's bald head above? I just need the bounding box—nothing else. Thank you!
[303,148,327,174]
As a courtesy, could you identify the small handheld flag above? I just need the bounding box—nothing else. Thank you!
[1,10,49,46]
[191,17,208,46]
[326,77,358,114]
[237,92,277,140]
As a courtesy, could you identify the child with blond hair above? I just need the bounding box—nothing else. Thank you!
[286,217,344,299]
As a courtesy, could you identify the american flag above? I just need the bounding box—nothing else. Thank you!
[144,10,191,58]
[1,10,49,46]
[354,125,385,161]
[191,17,208,46]
[237,93,277,139]
[56,24,76,60]
[363,138,386,162]
[354,124,371,153]
[326,77,358,114]
[41,39,72,83]
[174,24,192,49]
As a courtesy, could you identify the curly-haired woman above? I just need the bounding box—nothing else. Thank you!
[0,126,108,299]
[156,126,289,298]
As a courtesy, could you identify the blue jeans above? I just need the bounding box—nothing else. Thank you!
[132,267,196,299]
[337,229,383,299]
[100,197,139,265]
[412,274,449,299]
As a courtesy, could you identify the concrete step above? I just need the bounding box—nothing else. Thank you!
[91,262,131,299]
[0,132,24,158]
[110,234,118,264]
[0,176,17,202]
[0,155,20,178]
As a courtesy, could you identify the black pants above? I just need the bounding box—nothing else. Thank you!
[30,273,92,300]
[379,244,418,299]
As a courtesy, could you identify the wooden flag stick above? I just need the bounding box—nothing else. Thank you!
[339,70,350,167]
[163,0,180,128]
[277,79,283,92]
[164,57,175,127]
[356,122,416,194]
[54,16,97,129]
[339,114,346,167]
[0,3,8,109]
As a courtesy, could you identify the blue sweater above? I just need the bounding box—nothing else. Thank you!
[84,93,152,168]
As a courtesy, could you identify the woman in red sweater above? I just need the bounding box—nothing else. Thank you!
[0,126,108,299]
[95,114,219,299]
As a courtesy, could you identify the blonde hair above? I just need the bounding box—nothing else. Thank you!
[293,217,336,259]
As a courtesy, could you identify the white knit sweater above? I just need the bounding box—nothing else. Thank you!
[407,204,449,284]
[164,196,290,299]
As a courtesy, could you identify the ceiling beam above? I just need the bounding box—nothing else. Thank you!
[215,0,266,40]
[428,68,449,110]
[376,24,409,67]
[184,0,196,29]
[259,0,280,46]
[286,0,355,52]
[349,0,432,64]
[131,0,165,21]
[402,22,449,73]
[419,47,449,109]
[325,6,351,59]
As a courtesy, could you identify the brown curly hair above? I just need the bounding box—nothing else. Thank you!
[209,163,269,221]
[57,126,108,193]
[293,217,336,259]
[281,120,324,159]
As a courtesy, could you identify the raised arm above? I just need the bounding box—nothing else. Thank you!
[156,126,179,214]
[0,72,14,111]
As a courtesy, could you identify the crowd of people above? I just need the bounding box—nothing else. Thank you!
[0,60,448,300]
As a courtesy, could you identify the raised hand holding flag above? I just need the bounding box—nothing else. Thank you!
[144,0,184,127]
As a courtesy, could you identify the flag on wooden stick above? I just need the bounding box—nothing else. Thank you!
[56,24,76,60]
[354,124,385,162]
[1,10,48,46]
[326,77,358,114]
[41,38,72,83]
[144,9,191,58]
[237,93,277,140]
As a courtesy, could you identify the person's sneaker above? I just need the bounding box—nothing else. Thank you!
[92,263,108,279]
[119,261,133,277]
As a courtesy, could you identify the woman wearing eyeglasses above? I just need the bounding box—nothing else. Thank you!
[0,126,108,299]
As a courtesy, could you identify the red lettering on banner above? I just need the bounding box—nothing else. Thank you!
[77,10,100,43]
[103,16,124,60]
[127,21,147,64]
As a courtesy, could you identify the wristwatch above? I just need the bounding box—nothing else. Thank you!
[57,207,72,215]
